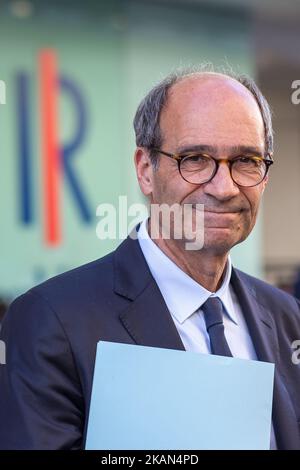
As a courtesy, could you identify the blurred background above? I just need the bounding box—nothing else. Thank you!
[1,0,300,320]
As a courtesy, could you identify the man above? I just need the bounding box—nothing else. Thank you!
[0,69,300,450]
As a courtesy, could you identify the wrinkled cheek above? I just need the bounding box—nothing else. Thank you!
[151,178,176,205]
[237,213,255,241]
[246,208,259,231]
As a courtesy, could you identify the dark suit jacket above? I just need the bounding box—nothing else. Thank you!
[1,234,300,449]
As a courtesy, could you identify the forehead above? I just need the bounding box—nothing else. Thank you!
[160,74,265,151]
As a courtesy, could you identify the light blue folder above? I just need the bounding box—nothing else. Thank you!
[86,341,274,450]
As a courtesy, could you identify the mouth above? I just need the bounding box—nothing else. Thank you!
[189,204,245,214]
[204,210,241,214]
[203,210,243,230]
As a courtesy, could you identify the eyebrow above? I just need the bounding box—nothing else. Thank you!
[176,144,265,157]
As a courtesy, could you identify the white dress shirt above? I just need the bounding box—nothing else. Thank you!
[137,218,276,449]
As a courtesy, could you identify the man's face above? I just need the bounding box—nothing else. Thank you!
[137,75,268,255]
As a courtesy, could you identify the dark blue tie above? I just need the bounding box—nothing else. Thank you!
[201,297,232,357]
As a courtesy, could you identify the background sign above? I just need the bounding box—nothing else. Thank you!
[0,0,260,299]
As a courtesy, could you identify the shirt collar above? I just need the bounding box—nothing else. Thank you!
[137,218,238,325]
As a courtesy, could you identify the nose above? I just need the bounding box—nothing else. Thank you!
[203,161,240,201]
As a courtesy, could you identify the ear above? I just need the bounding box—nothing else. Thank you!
[134,147,154,196]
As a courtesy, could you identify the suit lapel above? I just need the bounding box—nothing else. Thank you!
[231,268,279,363]
[231,268,300,450]
[114,233,185,351]
[119,280,185,350]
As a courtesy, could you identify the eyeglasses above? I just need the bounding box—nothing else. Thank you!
[152,148,274,187]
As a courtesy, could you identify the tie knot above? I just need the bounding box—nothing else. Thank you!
[201,297,224,332]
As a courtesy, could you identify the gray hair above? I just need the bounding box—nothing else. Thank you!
[133,67,273,169]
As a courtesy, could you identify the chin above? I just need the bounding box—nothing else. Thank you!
[202,231,246,254]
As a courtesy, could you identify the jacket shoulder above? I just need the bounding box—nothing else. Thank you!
[30,250,115,301]
[234,268,300,314]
